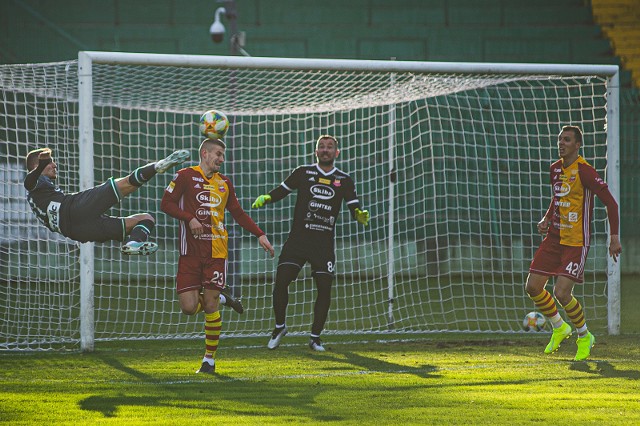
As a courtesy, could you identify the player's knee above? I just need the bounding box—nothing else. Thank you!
[314,273,333,288]
[524,281,539,297]
[524,274,545,297]
[128,213,155,224]
[138,213,155,223]
[274,266,299,289]
[553,288,572,306]
[316,283,332,302]
[273,280,289,297]
[181,306,197,315]
[180,302,199,315]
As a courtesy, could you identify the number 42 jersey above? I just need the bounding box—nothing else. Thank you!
[547,155,618,247]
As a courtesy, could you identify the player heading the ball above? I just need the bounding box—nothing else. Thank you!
[161,137,274,374]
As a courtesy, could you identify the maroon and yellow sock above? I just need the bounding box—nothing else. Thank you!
[529,289,559,317]
[529,289,564,328]
[562,297,588,336]
[204,311,222,361]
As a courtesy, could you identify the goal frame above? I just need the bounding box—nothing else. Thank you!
[77,51,620,351]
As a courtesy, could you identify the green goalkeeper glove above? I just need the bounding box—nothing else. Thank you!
[252,194,272,208]
[355,208,370,226]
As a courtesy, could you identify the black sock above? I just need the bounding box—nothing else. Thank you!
[128,164,157,187]
[273,266,299,325]
[311,275,333,336]
[128,219,155,242]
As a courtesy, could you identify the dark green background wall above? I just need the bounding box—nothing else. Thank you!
[0,0,626,67]
[1,0,638,240]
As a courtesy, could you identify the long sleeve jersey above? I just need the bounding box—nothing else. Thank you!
[544,155,619,247]
[161,165,264,258]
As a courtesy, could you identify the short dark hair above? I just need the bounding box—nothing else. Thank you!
[316,134,338,147]
[561,125,583,144]
[25,148,51,171]
[199,138,226,151]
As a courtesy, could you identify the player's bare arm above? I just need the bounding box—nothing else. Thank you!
[591,183,621,263]
[609,235,622,262]
[38,148,52,161]
[258,235,275,257]
[537,217,551,235]
[188,217,204,236]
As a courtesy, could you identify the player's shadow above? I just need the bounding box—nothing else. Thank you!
[80,394,164,418]
[98,355,152,381]
[79,354,344,422]
[78,355,159,418]
[306,348,440,379]
[570,360,640,380]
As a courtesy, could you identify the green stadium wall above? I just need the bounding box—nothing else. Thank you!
[1,0,638,273]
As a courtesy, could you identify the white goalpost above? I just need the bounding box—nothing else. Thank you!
[0,52,619,351]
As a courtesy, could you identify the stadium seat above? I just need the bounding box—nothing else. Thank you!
[591,0,640,88]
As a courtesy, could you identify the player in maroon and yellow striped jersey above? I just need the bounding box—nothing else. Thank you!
[161,138,274,374]
[525,125,622,361]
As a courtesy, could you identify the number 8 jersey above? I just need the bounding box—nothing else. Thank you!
[269,164,361,244]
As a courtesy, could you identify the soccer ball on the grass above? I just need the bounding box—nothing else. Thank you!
[199,109,229,139]
[522,311,547,332]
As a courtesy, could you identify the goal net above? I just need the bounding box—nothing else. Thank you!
[0,53,619,351]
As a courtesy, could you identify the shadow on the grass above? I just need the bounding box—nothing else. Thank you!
[80,395,164,418]
[306,348,440,379]
[570,360,640,380]
[75,339,639,421]
[78,353,347,421]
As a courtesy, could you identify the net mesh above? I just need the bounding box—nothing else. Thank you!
[0,57,612,350]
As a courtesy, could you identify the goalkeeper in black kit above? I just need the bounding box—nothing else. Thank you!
[252,135,370,351]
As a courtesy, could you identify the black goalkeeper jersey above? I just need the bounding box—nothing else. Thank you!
[25,175,67,233]
[271,164,361,243]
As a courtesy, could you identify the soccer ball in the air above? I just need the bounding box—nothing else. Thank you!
[522,311,547,332]
[199,109,229,139]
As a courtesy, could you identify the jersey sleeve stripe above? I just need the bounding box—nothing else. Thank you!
[582,187,592,247]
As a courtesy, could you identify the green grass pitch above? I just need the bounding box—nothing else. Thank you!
[1,276,639,424]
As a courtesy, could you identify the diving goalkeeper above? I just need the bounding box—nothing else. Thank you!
[252,134,370,352]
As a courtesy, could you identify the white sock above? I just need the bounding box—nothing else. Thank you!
[202,357,215,366]
[549,313,564,328]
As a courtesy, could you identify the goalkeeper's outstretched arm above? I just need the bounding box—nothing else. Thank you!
[252,194,271,208]
[348,204,370,226]
[252,186,290,208]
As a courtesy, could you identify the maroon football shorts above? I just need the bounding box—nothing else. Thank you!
[176,256,227,294]
[529,235,589,283]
